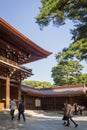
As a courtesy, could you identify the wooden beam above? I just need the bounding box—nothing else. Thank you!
[0,76,7,80]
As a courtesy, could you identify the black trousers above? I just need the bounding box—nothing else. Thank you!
[67,116,77,126]
[18,111,25,121]
[10,109,15,120]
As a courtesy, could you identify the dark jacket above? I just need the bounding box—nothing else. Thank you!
[18,101,25,112]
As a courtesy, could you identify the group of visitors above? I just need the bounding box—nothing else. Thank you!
[10,99,82,128]
[73,103,83,115]
[62,102,78,128]
[10,99,25,121]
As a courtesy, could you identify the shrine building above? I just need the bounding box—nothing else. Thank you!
[21,84,87,110]
[0,18,87,111]
[0,18,52,110]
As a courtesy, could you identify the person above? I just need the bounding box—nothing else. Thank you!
[17,100,25,121]
[62,103,68,125]
[73,103,78,115]
[65,102,78,128]
[10,99,16,120]
[78,105,83,116]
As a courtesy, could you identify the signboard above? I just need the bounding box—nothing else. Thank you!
[35,98,41,107]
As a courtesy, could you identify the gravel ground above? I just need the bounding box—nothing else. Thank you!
[0,110,87,130]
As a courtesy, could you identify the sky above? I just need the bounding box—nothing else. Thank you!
[0,0,87,84]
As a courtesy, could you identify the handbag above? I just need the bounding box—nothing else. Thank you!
[62,115,68,120]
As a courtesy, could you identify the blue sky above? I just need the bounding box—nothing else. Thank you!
[0,0,86,84]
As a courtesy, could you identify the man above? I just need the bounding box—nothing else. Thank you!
[10,99,16,120]
[17,100,25,121]
[65,102,78,128]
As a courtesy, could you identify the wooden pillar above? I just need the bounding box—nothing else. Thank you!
[18,82,21,101]
[70,96,73,105]
[54,97,56,110]
[23,94,26,109]
[69,95,72,104]
[6,77,10,109]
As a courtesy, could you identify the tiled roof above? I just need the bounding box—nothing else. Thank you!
[0,18,52,64]
[21,84,87,97]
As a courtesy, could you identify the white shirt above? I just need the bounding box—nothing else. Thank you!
[10,101,16,110]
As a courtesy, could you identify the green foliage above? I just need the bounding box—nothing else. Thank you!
[36,0,87,28]
[35,0,87,86]
[53,47,87,86]
[36,0,66,28]
[36,0,87,61]
[22,80,53,88]
[51,60,86,86]
[56,38,87,62]
[77,73,87,84]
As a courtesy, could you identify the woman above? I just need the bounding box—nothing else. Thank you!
[65,102,78,128]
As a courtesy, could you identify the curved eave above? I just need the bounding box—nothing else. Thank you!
[0,18,52,64]
[22,89,85,97]
[21,84,87,97]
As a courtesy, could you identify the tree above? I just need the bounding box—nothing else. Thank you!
[36,0,87,61]
[56,38,87,62]
[36,0,87,31]
[77,73,87,84]
[22,80,53,88]
[51,60,84,86]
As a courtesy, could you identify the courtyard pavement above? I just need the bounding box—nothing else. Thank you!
[0,110,87,130]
